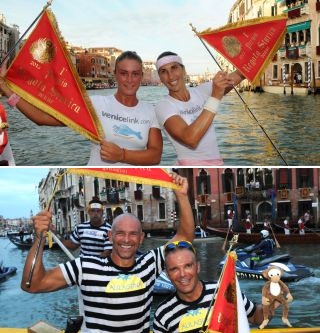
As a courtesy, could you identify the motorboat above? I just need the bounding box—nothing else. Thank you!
[218,245,314,282]
[153,271,175,295]
[208,226,320,244]
[0,259,17,282]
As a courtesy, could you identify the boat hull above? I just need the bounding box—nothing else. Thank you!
[207,227,320,244]
[0,266,17,282]
[2,329,320,333]
[7,233,58,250]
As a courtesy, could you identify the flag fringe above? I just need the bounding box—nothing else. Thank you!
[67,168,180,190]
[198,14,287,84]
[198,14,287,35]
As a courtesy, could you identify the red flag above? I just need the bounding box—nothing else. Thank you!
[0,103,15,165]
[4,9,103,143]
[207,252,250,333]
[67,168,180,190]
[198,15,287,84]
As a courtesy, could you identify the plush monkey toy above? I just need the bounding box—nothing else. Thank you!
[259,265,293,329]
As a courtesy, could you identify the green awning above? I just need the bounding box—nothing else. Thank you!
[287,21,311,33]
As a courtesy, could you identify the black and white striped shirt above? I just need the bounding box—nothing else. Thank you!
[70,221,112,256]
[153,281,256,333]
[60,246,165,332]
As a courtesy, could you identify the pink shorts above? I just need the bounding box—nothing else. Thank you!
[177,158,224,166]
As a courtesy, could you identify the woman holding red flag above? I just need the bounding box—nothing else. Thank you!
[0,51,162,166]
[155,51,245,165]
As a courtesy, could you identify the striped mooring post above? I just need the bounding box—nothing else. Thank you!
[282,64,286,95]
[308,57,312,95]
[170,210,177,224]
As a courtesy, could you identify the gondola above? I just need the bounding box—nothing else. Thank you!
[207,227,320,244]
[7,232,58,250]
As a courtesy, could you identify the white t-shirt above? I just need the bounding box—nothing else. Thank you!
[155,82,222,161]
[88,95,160,166]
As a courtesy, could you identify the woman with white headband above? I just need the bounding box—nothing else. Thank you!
[155,51,245,165]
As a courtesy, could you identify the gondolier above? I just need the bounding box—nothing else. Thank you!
[60,197,112,257]
[21,172,195,333]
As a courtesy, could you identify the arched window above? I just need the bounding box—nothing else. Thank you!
[196,169,211,195]
[224,168,234,193]
[94,177,99,197]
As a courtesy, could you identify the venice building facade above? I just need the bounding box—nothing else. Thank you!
[36,168,319,236]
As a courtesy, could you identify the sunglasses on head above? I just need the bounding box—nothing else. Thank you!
[164,240,196,254]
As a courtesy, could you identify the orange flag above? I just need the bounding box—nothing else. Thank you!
[4,9,103,143]
[207,252,250,333]
[67,168,180,190]
[198,15,287,84]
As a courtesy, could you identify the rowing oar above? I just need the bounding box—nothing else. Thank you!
[189,23,288,166]
[268,222,281,248]
[26,170,64,288]
[304,226,320,238]
[221,225,231,252]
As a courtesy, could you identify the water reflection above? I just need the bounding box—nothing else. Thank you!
[0,237,319,329]
[3,88,320,165]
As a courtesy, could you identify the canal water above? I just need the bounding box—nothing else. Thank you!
[0,236,319,330]
[3,86,320,166]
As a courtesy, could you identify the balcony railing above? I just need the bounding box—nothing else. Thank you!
[298,45,306,56]
[300,188,310,198]
[278,48,286,58]
[287,47,299,60]
[278,189,289,200]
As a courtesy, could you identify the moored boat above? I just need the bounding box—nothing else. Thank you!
[0,265,17,282]
[207,227,320,244]
[7,231,59,250]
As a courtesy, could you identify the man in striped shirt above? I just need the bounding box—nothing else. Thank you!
[61,197,112,257]
[21,172,194,333]
[153,241,269,333]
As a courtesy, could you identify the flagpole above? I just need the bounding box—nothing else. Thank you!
[26,168,64,288]
[189,23,288,166]
[200,235,239,332]
[0,1,53,67]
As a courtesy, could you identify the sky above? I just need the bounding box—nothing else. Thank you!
[1,0,235,75]
[0,168,49,219]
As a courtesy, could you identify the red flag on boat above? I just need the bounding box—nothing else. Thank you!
[198,15,287,83]
[4,9,103,143]
[67,168,180,190]
[0,103,15,165]
[207,251,250,333]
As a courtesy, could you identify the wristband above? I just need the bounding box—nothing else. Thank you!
[7,93,21,108]
[203,96,221,115]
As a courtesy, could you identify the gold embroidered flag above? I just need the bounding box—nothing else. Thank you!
[198,15,287,83]
[4,9,103,143]
[206,252,250,333]
[67,168,180,190]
